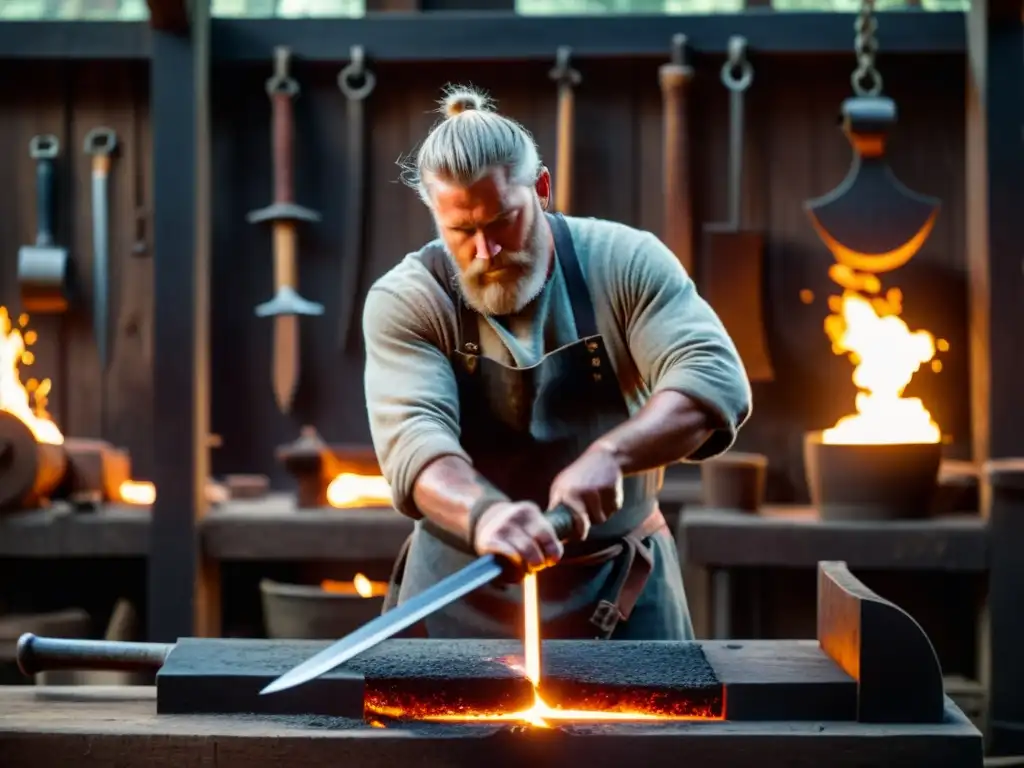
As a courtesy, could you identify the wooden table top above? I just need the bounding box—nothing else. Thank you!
[0,684,982,768]
[0,475,703,562]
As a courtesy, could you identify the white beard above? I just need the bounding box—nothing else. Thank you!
[446,205,550,317]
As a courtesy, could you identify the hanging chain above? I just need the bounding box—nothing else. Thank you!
[852,0,883,97]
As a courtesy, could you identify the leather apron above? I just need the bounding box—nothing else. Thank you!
[382,213,694,641]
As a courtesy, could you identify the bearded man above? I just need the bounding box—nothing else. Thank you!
[363,85,752,641]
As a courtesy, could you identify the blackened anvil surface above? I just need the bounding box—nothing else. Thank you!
[156,638,723,718]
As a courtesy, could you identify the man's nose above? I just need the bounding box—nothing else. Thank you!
[474,231,502,261]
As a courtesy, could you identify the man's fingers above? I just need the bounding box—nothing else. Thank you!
[531,519,565,565]
[582,489,607,525]
[507,528,548,572]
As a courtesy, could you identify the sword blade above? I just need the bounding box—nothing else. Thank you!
[260,553,504,695]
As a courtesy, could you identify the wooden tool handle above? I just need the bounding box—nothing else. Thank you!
[550,47,580,215]
[554,88,575,214]
[659,35,695,275]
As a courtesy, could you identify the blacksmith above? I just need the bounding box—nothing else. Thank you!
[363,85,751,641]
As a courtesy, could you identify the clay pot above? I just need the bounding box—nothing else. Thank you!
[803,431,941,521]
[700,452,768,512]
[260,580,385,640]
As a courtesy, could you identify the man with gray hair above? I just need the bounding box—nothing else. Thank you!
[364,85,751,641]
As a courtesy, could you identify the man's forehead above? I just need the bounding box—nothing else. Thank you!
[431,168,515,222]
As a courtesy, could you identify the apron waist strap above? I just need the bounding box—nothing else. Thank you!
[561,507,667,638]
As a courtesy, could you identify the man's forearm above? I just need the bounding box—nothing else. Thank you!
[411,455,509,542]
[588,390,715,474]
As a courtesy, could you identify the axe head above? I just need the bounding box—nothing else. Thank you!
[804,96,941,275]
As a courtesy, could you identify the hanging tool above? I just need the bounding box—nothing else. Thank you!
[248,46,323,415]
[804,0,939,274]
[336,46,376,353]
[18,135,71,314]
[701,37,774,383]
[84,127,118,371]
[658,34,695,275]
[549,46,580,215]
[261,503,578,696]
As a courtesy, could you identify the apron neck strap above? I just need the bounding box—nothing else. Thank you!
[446,212,598,353]
[547,212,598,339]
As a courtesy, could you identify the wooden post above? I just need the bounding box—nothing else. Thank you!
[148,0,219,641]
[966,0,1024,753]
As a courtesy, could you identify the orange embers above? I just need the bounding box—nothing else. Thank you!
[365,573,721,727]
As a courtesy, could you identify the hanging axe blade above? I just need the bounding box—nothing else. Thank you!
[804,96,940,274]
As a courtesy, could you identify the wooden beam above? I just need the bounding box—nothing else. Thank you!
[147,0,190,34]
[966,0,1024,753]
[209,12,965,62]
[148,0,218,641]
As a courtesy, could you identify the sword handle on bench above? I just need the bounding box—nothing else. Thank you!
[16,633,173,676]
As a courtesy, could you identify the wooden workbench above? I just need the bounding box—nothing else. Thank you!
[0,685,982,768]
[0,473,703,563]
[677,506,988,640]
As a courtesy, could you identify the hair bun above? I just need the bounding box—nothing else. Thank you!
[441,87,492,118]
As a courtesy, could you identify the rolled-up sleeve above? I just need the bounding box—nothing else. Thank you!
[363,285,470,518]
[621,233,753,459]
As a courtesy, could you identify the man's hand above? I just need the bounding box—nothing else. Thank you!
[472,501,565,572]
[548,443,625,539]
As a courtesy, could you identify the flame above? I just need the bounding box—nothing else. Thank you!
[821,265,940,445]
[0,308,62,445]
[119,480,156,506]
[320,573,388,598]
[0,308,159,503]
[326,472,392,509]
[365,572,718,726]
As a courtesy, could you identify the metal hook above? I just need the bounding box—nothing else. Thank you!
[338,45,376,101]
[670,33,688,67]
[722,35,753,93]
[267,46,299,97]
[349,45,365,78]
[273,46,291,79]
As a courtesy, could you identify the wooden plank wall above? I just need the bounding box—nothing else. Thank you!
[0,61,154,479]
[0,53,966,500]
[209,51,968,500]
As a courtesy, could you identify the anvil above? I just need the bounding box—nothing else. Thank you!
[805,96,940,274]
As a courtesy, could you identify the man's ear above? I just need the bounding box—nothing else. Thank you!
[535,166,552,210]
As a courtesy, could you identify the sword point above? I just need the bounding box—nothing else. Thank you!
[260,679,290,696]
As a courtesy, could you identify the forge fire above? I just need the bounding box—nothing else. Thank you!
[820,265,943,446]
[0,307,153,506]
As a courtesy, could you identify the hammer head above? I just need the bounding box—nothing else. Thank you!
[17,244,71,314]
